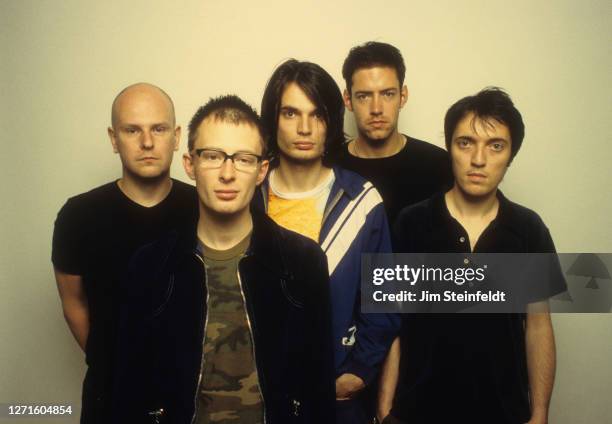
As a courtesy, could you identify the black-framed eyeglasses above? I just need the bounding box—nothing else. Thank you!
[192,148,263,172]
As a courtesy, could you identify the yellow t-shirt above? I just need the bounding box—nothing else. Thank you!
[267,169,335,243]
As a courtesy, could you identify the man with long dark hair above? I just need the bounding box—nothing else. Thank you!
[256,59,399,423]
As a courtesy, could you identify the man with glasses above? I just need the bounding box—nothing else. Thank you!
[112,95,335,423]
[51,83,197,423]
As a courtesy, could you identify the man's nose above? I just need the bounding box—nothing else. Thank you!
[219,157,236,181]
[370,94,383,116]
[297,116,312,135]
[141,130,154,149]
[471,145,486,167]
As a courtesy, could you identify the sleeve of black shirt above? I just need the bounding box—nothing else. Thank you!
[51,198,85,275]
[526,213,568,302]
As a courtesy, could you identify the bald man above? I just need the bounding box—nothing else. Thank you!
[52,83,198,423]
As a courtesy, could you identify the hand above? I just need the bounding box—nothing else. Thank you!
[525,408,548,424]
[335,373,365,400]
[376,409,390,423]
[376,391,393,423]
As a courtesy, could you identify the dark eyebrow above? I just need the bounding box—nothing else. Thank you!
[454,135,510,143]
[198,147,259,155]
[280,105,320,116]
[354,87,398,95]
[454,135,476,141]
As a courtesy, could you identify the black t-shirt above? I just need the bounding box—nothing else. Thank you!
[336,135,453,227]
[52,179,198,395]
[391,191,566,424]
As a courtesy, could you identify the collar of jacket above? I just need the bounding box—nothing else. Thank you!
[253,165,364,212]
[173,209,291,278]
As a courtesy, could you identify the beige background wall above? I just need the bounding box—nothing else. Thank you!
[1,0,610,422]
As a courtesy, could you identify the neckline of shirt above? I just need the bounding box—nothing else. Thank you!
[268,168,335,199]
[198,232,252,261]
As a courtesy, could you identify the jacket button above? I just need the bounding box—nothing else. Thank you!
[292,399,301,416]
[148,408,165,424]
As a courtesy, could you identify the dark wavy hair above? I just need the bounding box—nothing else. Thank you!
[342,41,406,93]
[260,59,345,166]
[444,87,525,162]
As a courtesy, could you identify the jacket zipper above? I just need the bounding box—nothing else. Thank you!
[320,188,344,239]
[191,252,210,424]
[237,259,267,423]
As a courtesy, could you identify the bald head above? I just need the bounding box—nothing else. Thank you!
[107,82,181,183]
[111,82,176,129]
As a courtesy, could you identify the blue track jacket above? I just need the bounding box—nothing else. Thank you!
[253,166,400,385]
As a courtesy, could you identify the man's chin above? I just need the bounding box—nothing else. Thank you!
[126,168,170,183]
[206,205,249,220]
[458,183,496,201]
[362,128,393,142]
[282,153,323,166]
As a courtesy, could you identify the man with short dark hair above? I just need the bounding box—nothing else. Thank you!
[52,83,197,423]
[257,59,399,423]
[338,41,453,420]
[380,88,566,424]
[112,95,336,423]
[338,41,452,226]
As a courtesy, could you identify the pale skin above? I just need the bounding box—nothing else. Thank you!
[377,114,556,423]
[54,270,89,351]
[525,301,556,424]
[376,336,400,419]
[275,83,365,399]
[273,82,332,193]
[107,83,181,206]
[55,83,180,351]
[183,117,269,250]
[343,66,408,159]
